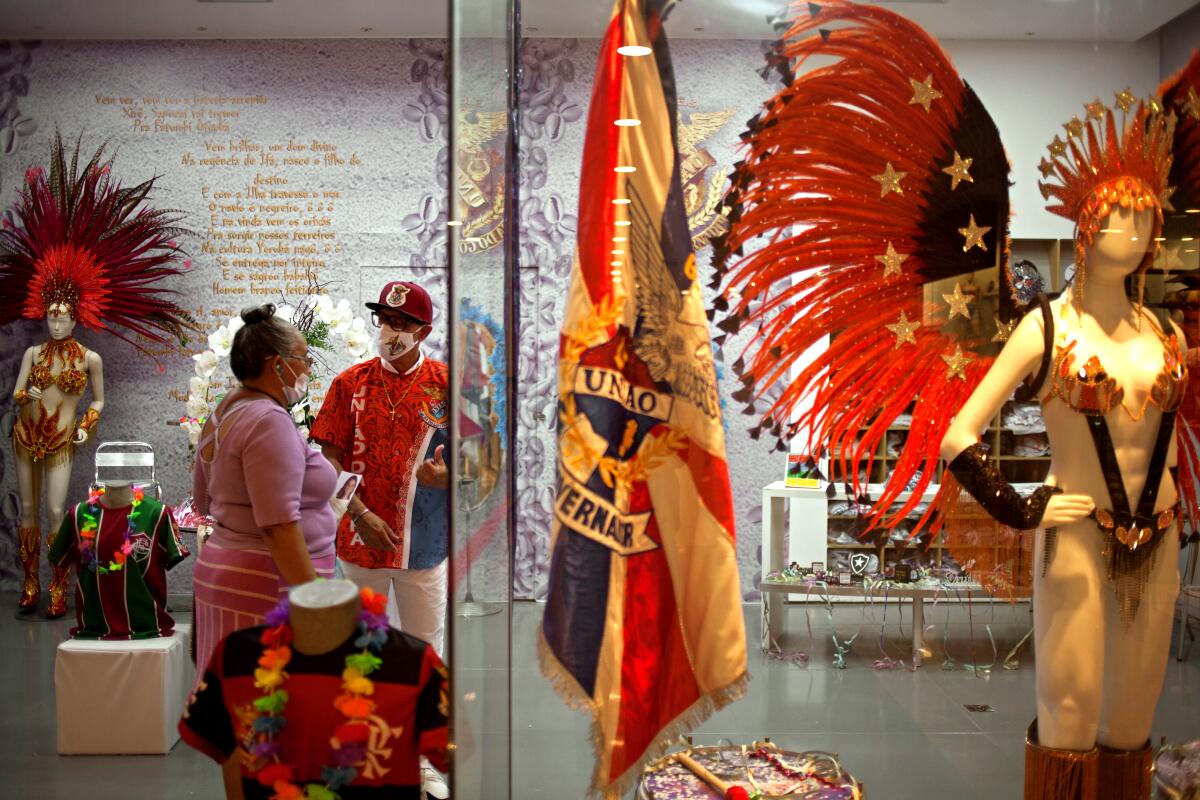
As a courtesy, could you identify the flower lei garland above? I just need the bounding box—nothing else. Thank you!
[249,587,391,800]
[179,294,372,446]
[78,486,144,574]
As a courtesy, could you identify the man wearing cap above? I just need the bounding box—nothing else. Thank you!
[310,281,450,796]
[311,279,449,636]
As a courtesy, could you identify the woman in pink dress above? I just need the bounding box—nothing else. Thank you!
[190,304,337,683]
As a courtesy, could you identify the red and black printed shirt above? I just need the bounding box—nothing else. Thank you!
[179,625,449,799]
[309,355,450,570]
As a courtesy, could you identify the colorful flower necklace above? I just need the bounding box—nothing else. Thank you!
[249,586,390,800]
[78,486,144,574]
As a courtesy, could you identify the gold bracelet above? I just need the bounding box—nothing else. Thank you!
[14,389,28,403]
[78,408,101,432]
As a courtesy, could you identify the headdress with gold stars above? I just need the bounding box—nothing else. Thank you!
[0,132,196,351]
[713,0,1017,532]
[1037,91,1174,287]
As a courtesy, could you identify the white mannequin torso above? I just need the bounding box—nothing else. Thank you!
[941,204,1186,753]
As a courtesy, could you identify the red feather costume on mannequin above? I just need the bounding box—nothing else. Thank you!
[715,2,1199,593]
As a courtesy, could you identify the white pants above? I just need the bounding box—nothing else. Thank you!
[339,559,448,657]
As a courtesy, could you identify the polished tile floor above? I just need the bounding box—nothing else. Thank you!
[4,597,1198,799]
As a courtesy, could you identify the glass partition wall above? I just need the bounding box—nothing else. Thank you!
[447,0,517,797]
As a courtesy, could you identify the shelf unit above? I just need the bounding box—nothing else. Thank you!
[822,400,1051,579]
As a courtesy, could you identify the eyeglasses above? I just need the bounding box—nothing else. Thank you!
[371,312,413,330]
[283,353,315,369]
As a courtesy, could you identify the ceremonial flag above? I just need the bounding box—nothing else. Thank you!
[538,0,748,795]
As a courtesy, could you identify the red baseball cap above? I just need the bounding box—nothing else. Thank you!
[365,281,433,325]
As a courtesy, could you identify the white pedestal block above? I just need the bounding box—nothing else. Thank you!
[55,623,193,754]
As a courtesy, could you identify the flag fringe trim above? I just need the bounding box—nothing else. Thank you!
[537,625,750,799]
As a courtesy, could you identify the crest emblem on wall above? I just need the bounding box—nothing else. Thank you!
[456,109,509,254]
[677,108,734,250]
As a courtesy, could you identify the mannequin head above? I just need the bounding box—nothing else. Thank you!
[1081,204,1157,287]
[45,302,77,340]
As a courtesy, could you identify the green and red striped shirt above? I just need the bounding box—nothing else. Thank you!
[49,496,189,640]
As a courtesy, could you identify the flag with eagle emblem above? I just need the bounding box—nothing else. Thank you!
[537,0,748,795]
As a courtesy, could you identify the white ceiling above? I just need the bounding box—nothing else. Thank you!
[0,0,1195,41]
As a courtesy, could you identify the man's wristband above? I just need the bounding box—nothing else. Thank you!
[351,509,370,524]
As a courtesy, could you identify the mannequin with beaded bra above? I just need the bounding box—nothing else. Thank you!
[0,134,194,618]
[940,94,1193,799]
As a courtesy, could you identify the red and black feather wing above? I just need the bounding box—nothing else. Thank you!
[713,0,1012,530]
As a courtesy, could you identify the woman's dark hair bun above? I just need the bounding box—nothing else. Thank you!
[240,304,276,325]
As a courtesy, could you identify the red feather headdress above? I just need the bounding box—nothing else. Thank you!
[0,132,195,351]
[714,0,1012,531]
[1037,95,1174,287]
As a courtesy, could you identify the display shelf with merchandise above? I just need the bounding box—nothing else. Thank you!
[821,400,1051,582]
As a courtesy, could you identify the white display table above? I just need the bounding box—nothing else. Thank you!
[55,623,193,754]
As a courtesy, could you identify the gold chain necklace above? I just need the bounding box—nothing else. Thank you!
[378,359,422,421]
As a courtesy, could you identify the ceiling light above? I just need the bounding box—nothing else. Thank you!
[1182,237,1195,242]
[617,45,652,57]
[1154,237,1166,241]
[1186,209,1200,214]
[611,250,624,255]
[613,236,627,242]
[612,198,631,205]
[447,220,462,227]
[614,166,637,173]
[615,220,631,227]
[614,119,641,127]
[611,261,622,267]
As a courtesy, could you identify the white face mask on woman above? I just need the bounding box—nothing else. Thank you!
[276,357,309,405]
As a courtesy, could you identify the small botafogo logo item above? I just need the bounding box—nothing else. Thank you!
[850,552,871,575]
[385,283,410,308]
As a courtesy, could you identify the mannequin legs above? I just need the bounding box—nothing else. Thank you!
[17,524,40,611]
[1095,529,1179,749]
[1030,523,1179,800]
[1032,525,1105,750]
[15,449,41,611]
[13,444,75,614]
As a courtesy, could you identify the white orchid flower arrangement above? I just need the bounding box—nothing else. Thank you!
[179,294,372,446]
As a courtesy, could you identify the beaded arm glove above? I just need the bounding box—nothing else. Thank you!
[947,443,1060,530]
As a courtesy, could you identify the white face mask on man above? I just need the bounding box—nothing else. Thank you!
[378,328,417,361]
